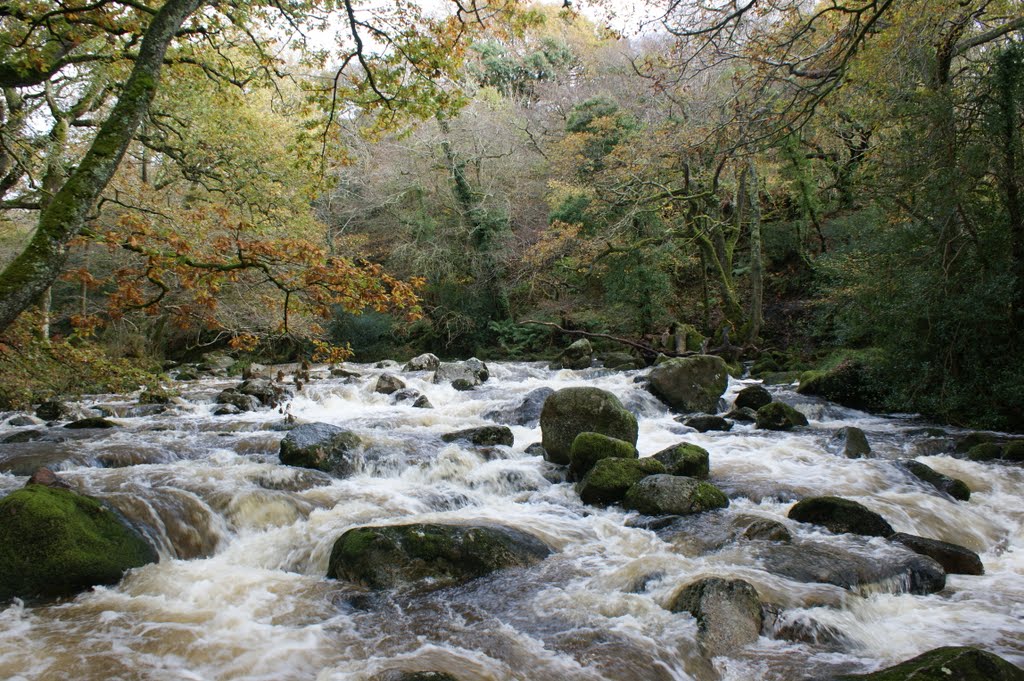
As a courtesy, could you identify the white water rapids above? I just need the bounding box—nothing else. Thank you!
[0,361,1021,681]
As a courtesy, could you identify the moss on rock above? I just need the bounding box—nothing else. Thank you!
[755,402,809,430]
[539,387,638,465]
[0,485,157,601]
[577,457,665,505]
[623,474,729,515]
[652,442,710,478]
[569,432,638,480]
[646,355,729,414]
[830,646,1024,681]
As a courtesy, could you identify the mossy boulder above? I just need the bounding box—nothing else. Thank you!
[483,387,554,427]
[788,496,894,537]
[826,646,1024,681]
[279,423,362,476]
[1004,441,1024,462]
[755,402,809,430]
[441,426,514,447]
[647,355,729,413]
[0,485,158,601]
[967,442,1004,461]
[668,577,763,657]
[432,358,489,388]
[550,338,593,370]
[734,385,772,411]
[539,387,638,465]
[327,523,551,591]
[576,457,665,505]
[836,426,871,458]
[623,474,729,515]
[568,432,638,480]
[652,442,710,478]
[680,414,732,432]
[896,459,970,501]
[600,351,644,370]
[64,417,119,429]
[796,356,885,411]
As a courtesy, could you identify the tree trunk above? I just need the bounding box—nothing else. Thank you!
[0,0,203,336]
[747,158,764,342]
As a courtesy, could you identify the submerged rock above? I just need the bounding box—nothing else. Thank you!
[278,423,361,476]
[888,533,983,575]
[0,485,157,601]
[835,426,871,458]
[539,387,638,465]
[577,457,664,505]
[441,426,514,447]
[734,385,772,411]
[822,646,1024,680]
[896,459,970,501]
[369,672,460,681]
[64,416,119,429]
[652,442,710,479]
[680,414,732,432]
[623,474,729,515]
[327,523,551,591]
[404,353,441,372]
[755,402,808,430]
[647,355,729,414]
[668,577,763,657]
[483,387,554,427]
[788,496,894,538]
[549,338,593,370]
[568,432,637,480]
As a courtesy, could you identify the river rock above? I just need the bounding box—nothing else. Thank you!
[524,442,545,457]
[327,523,551,591]
[2,428,47,444]
[888,533,984,575]
[724,406,758,422]
[822,646,1024,680]
[404,353,440,372]
[796,359,883,412]
[237,378,292,407]
[652,442,710,478]
[199,350,235,373]
[279,423,361,476]
[6,414,43,427]
[577,457,666,505]
[432,358,489,388]
[835,426,871,458]
[483,387,555,427]
[757,541,945,595]
[64,416,119,429]
[788,496,894,537]
[35,401,72,421]
[375,374,405,395]
[213,403,243,416]
[412,395,433,409]
[647,355,729,413]
[0,484,158,601]
[391,388,421,404]
[550,338,593,370]
[896,459,970,501]
[756,402,808,430]
[668,577,763,657]
[735,385,772,411]
[569,432,639,480]
[680,414,732,432]
[623,474,729,515]
[742,517,792,542]
[601,351,644,370]
[441,426,514,447]
[26,467,72,489]
[216,390,261,412]
[539,387,638,465]
[370,672,460,681]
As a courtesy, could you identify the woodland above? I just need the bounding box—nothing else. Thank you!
[2,0,1024,431]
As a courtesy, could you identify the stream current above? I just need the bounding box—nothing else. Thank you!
[0,361,1021,680]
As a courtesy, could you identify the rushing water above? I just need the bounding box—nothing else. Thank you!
[0,361,1021,681]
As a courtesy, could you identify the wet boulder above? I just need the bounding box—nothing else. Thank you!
[888,533,983,575]
[569,432,638,480]
[734,385,772,411]
[680,414,732,432]
[577,457,666,505]
[64,417,119,429]
[35,400,72,421]
[757,541,945,595]
[412,395,433,409]
[835,426,871,458]
[549,338,594,370]
[404,353,441,372]
[327,523,551,591]
[742,517,792,542]
[647,355,729,414]
[896,459,970,501]
[391,388,422,404]
[668,577,763,657]
[432,358,489,388]
[623,474,729,515]
[237,378,292,407]
[483,387,555,427]
[375,374,405,395]
[539,387,638,465]
[823,646,1024,681]
[796,358,884,412]
[755,402,808,430]
[441,426,514,447]
[652,442,710,479]
[198,350,235,373]
[216,390,261,412]
[279,423,362,476]
[600,351,644,370]
[26,467,72,489]
[0,484,158,601]
[724,406,758,422]
[6,414,43,427]
[788,496,894,538]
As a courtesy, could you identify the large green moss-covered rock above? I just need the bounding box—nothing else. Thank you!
[647,355,729,413]
[577,457,665,505]
[327,523,551,591]
[279,423,361,476]
[788,496,894,537]
[0,485,158,601]
[539,387,638,465]
[652,442,710,478]
[796,357,885,411]
[734,384,772,411]
[569,432,638,480]
[825,646,1024,681]
[623,474,729,515]
[549,338,594,370]
[755,402,809,430]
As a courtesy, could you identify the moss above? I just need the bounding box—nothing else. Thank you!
[833,646,1024,680]
[755,402,808,430]
[1003,441,1024,462]
[692,481,729,509]
[652,442,710,478]
[967,442,1004,461]
[796,349,887,411]
[540,387,638,465]
[577,457,665,505]
[569,431,638,479]
[0,486,157,601]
